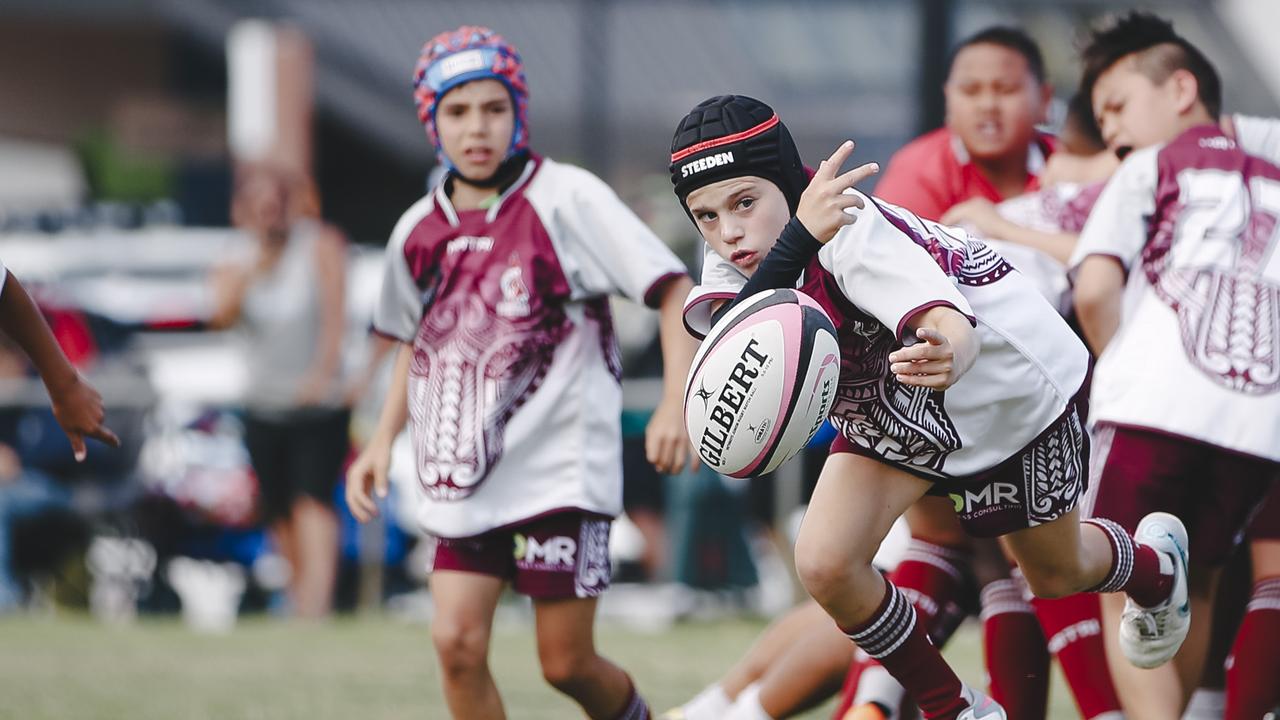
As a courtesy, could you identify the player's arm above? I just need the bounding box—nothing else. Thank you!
[1072,256,1126,355]
[646,274,699,474]
[297,225,348,405]
[940,197,1079,264]
[0,271,119,460]
[889,306,979,390]
[346,340,411,522]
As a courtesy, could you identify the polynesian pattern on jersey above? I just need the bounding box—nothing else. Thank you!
[826,314,963,474]
[408,290,572,500]
[876,199,1015,287]
[1145,164,1280,395]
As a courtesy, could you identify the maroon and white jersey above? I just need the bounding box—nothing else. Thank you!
[687,193,1090,479]
[1070,124,1280,461]
[376,155,687,538]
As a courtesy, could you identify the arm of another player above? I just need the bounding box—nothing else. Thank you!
[645,275,698,475]
[346,341,411,522]
[1072,256,1126,355]
[0,271,119,460]
[888,306,979,390]
[940,198,1079,265]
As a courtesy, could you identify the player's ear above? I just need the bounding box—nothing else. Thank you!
[1037,81,1054,124]
[1169,68,1201,116]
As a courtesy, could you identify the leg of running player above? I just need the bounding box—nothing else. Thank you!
[430,571,507,719]
[1000,508,1197,720]
[1225,536,1280,719]
[534,595,646,719]
[794,452,981,720]
[750,619,853,717]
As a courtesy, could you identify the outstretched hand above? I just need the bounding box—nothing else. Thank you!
[795,141,880,244]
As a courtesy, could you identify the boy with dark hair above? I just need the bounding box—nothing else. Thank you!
[671,93,1189,720]
[1071,11,1280,719]
[347,26,697,720]
[875,25,1054,222]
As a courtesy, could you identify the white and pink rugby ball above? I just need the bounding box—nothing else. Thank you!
[685,288,841,478]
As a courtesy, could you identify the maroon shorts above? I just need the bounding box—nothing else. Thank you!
[1247,482,1280,542]
[1085,424,1279,566]
[428,511,612,600]
[830,400,1089,538]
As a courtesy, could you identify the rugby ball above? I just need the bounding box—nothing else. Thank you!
[684,289,840,478]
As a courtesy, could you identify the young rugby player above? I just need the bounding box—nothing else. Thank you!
[1071,12,1280,718]
[346,26,697,720]
[671,94,1189,720]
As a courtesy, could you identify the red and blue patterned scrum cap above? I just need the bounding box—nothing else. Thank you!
[412,26,530,165]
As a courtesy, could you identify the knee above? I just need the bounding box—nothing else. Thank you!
[431,621,490,679]
[538,649,597,695]
[794,543,866,608]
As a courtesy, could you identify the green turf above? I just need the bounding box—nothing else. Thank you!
[0,613,1081,719]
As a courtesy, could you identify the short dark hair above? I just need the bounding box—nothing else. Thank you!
[1063,90,1105,154]
[1080,11,1221,120]
[947,26,1046,85]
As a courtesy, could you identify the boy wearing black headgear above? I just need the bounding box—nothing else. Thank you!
[671,96,1191,720]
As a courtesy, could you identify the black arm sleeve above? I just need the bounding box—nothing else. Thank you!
[709,217,822,326]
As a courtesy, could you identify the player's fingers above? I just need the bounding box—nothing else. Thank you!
[374,463,389,499]
[895,372,951,389]
[890,359,952,376]
[916,327,948,345]
[818,140,855,178]
[70,433,86,463]
[87,424,121,448]
[835,162,879,188]
[888,342,945,363]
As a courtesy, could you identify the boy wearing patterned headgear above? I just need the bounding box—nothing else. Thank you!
[347,26,697,720]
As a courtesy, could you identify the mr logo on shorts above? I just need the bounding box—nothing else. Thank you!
[949,482,1020,517]
[513,533,577,569]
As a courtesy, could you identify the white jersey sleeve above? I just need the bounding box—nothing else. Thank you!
[532,163,687,307]
[1232,114,1280,165]
[0,259,7,295]
[819,193,974,340]
[1069,146,1160,276]
[682,245,747,339]
[373,194,436,343]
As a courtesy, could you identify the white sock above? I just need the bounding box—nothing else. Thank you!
[853,665,906,716]
[726,682,773,720]
[1182,688,1225,720]
[680,683,732,720]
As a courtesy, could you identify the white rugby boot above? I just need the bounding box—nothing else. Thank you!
[1119,511,1191,669]
[956,684,1006,719]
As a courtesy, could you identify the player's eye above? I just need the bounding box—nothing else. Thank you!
[737,197,755,211]
[696,211,717,223]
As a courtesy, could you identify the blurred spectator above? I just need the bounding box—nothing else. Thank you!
[208,163,350,620]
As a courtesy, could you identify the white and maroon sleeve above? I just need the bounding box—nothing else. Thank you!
[680,245,745,339]
[538,164,688,307]
[819,191,974,341]
[372,196,432,343]
[1233,114,1280,165]
[1068,146,1159,278]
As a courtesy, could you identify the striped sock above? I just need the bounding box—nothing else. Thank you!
[981,577,1049,720]
[842,580,967,720]
[1225,577,1280,720]
[1083,517,1172,607]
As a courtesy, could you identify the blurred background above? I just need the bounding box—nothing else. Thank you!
[1,1,1278,717]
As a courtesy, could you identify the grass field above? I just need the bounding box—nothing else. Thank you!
[0,612,1082,719]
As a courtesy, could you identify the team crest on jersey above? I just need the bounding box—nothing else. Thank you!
[496,255,531,318]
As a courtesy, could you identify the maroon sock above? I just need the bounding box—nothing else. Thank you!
[892,538,972,643]
[842,580,968,720]
[1224,577,1280,720]
[1031,591,1122,718]
[1082,517,1174,607]
[980,577,1049,720]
